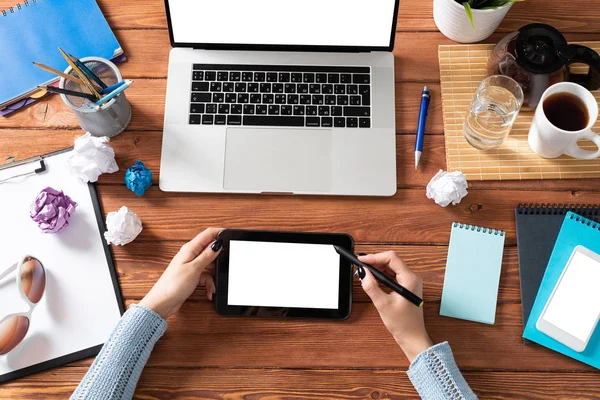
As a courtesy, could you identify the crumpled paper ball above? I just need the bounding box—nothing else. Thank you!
[30,187,77,233]
[426,170,468,207]
[66,132,119,183]
[125,160,152,196]
[104,206,143,246]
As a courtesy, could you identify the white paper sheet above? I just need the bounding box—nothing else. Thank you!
[0,150,122,377]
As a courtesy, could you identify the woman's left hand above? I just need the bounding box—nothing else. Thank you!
[140,227,224,319]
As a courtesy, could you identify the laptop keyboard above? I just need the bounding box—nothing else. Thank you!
[189,64,371,128]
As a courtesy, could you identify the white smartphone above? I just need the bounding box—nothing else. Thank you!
[537,245,600,352]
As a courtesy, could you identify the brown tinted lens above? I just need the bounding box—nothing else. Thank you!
[21,257,46,304]
[0,315,30,355]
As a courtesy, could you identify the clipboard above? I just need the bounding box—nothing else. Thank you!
[0,148,125,384]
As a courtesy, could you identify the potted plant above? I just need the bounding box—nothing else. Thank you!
[434,0,521,43]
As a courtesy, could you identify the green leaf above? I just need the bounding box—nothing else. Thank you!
[463,2,475,29]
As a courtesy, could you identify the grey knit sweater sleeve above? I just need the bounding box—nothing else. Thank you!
[408,341,478,399]
[70,304,167,400]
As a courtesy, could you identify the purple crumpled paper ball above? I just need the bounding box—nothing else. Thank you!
[30,187,77,233]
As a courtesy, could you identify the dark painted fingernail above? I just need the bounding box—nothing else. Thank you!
[357,253,367,257]
[211,239,223,252]
[357,266,366,279]
[211,292,216,302]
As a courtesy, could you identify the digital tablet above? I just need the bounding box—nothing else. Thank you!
[214,229,354,319]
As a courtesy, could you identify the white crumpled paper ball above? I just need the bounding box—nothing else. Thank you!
[104,206,143,246]
[426,170,468,207]
[66,132,119,183]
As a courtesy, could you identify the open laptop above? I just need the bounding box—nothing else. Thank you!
[160,0,399,196]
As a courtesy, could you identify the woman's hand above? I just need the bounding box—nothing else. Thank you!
[140,227,224,319]
[359,251,433,362]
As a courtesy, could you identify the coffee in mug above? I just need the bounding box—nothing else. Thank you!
[543,93,589,132]
[528,82,600,159]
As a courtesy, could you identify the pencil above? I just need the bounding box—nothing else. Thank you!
[58,47,102,99]
[69,54,107,89]
[32,62,87,87]
[39,85,97,101]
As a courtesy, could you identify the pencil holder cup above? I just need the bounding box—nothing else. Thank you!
[59,57,131,137]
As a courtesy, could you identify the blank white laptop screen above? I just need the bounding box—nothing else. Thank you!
[227,241,340,309]
[542,251,600,341]
[168,0,397,48]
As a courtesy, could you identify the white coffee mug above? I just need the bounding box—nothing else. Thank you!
[528,82,600,159]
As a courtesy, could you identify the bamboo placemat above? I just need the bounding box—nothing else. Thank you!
[439,42,600,181]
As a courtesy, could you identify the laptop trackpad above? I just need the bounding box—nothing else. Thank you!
[223,128,332,193]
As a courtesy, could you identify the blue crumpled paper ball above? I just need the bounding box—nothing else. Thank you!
[125,160,152,196]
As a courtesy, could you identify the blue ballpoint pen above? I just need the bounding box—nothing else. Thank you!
[415,86,430,170]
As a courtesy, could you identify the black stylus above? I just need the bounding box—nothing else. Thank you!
[334,245,423,307]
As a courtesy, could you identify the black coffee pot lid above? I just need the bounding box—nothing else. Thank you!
[516,23,572,74]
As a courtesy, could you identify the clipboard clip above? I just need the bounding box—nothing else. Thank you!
[0,155,46,183]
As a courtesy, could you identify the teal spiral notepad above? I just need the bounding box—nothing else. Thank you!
[440,223,506,325]
[523,212,600,369]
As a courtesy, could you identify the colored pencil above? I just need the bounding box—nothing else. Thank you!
[96,80,132,106]
[69,54,107,89]
[100,81,126,95]
[39,85,97,101]
[32,62,87,87]
[58,47,102,99]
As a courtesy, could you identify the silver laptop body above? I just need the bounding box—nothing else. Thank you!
[160,0,399,196]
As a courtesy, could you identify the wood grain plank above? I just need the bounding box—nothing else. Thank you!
[4,33,599,131]
[0,80,440,133]
[4,129,600,191]
[111,242,520,304]
[6,29,595,83]
[110,301,591,371]
[393,32,600,83]
[0,79,165,131]
[6,367,600,400]
[3,0,598,33]
[95,186,600,245]
[397,0,600,33]
[2,0,600,397]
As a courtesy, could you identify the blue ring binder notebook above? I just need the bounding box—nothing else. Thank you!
[523,212,600,369]
[0,0,123,108]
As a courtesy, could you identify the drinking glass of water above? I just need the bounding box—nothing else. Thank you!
[463,75,524,150]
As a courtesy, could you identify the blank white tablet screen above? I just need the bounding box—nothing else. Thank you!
[227,241,340,309]
[542,250,600,341]
[168,0,397,48]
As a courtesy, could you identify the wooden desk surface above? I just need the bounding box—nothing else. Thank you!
[2,0,600,398]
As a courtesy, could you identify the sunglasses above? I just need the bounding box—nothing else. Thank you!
[0,256,46,355]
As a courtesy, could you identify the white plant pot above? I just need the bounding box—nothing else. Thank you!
[433,0,512,43]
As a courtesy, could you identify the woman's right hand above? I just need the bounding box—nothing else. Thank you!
[358,251,433,362]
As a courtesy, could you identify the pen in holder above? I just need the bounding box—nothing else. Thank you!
[59,57,131,137]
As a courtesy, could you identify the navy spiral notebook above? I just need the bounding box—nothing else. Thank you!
[515,204,600,336]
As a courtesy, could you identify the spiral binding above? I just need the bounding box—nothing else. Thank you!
[567,212,600,232]
[516,203,600,216]
[453,222,505,236]
[2,0,36,17]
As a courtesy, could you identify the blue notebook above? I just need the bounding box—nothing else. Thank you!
[440,223,506,324]
[523,212,600,369]
[0,0,122,107]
